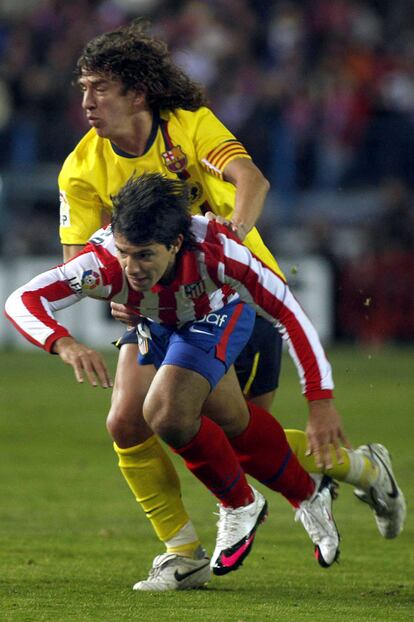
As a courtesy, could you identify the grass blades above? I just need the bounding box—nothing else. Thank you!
[1,346,413,621]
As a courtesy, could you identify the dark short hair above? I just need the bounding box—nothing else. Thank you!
[76,18,207,111]
[111,173,196,250]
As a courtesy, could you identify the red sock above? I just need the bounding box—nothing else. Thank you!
[229,402,315,507]
[173,416,254,508]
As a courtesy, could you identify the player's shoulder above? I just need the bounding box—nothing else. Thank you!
[162,106,217,132]
[59,129,104,182]
[87,225,116,254]
[190,215,233,244]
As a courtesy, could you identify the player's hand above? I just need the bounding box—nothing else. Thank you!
[110,302,139,327]
[204,211,248,241]
[52,337,112,388]
[305,399,351,469]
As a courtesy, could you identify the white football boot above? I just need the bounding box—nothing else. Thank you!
[133,548,211,591]
[295,474,340,567]
[353,443,406,539]
[211,486,268,576]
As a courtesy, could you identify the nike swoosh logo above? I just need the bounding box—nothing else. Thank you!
[174,562,210,582]
[220,534,255,568]
[188,325,213,336]
[371,447,399,499]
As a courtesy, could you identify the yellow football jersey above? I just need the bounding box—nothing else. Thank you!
[59,106,283,276]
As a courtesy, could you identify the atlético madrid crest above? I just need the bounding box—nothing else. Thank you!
[161,145,187,173]
[184,280,206,299]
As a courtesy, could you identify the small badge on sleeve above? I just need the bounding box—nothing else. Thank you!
[59,191,71,227]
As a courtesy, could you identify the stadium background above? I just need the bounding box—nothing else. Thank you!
[0,2,413,620]
[0,0,414,346]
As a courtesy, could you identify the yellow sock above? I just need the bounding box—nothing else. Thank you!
[114,436,200,554]
[285,429,378,490]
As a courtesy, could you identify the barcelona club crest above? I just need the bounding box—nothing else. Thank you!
[81,269,100,290]
[162,145,188,173]
[184,280,206,299]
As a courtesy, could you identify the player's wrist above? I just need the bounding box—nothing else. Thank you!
[230,221,249,240]
[51,336,77,354]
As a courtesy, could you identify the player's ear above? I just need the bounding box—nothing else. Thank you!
[171,235,184,254]
[132,90,147,109]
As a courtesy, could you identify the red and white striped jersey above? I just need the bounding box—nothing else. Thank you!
[5,216,333,400]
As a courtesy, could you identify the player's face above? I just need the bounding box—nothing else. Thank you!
[79,72,140,139]
[114,233,183,292]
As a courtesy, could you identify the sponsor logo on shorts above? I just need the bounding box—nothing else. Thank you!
[191,313,228,329]
[188,326,213,336]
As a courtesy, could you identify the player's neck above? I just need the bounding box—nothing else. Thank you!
[111,110,154,157]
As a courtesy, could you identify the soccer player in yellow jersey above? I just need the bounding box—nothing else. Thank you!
[58,19,348,590]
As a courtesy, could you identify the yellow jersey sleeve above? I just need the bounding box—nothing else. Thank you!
[178,107,251,179]
[171,109,284,279]
[58,136,109,245]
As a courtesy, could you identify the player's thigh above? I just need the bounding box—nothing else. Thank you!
[144,364,211,444]
[111,343,156,417]
[203,366,250,438]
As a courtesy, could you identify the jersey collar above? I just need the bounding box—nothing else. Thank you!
[110,110,160,158]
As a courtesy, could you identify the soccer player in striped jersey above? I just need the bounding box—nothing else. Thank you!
[56,20,347,589]
[6,174,405,586]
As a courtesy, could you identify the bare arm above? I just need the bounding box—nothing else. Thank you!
[63,244,85,262]
[223,157,270,240]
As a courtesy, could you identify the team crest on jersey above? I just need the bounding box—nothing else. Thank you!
[184,280,206,299]
[162,145,187,173]
[81,270,100,290]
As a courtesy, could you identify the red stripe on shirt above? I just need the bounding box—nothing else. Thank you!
[222,252,328,397]
[21,281,74,350]
[215,148,250,171]
[207,140,247,162]
[157,288,179,325]
[4,309,69,352]
[89,243,124,296]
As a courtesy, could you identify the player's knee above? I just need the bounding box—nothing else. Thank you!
[106,393,143,437]
[248,390,276,411]
[106,403,153,446]
[143,396,196,448]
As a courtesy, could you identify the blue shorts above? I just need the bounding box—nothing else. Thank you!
[115,312,282,396]
[136,302,256,390]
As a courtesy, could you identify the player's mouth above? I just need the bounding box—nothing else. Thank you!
[87,116,101,126]
[128,275,151,289]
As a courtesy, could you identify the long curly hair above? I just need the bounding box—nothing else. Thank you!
[75,18,208,111]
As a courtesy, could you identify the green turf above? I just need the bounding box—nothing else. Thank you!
[0,346,413,621]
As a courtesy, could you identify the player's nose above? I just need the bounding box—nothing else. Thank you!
[82,88,96,110]
[125,258,144,276]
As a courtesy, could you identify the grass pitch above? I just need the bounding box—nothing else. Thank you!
[0,346,413,621]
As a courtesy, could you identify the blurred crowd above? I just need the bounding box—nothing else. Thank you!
[0,0,413,344]
[1,0,414,192]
